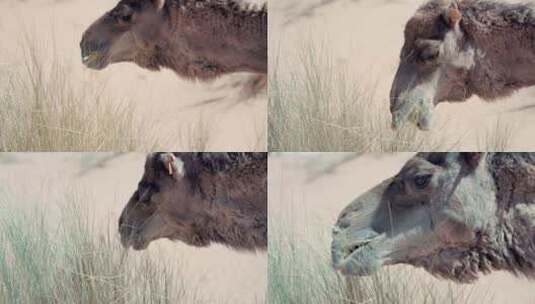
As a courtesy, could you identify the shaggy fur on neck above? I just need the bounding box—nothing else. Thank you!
[411,153,535,282]
[190,195,267,250]
[149,153,267,195]
[172,0,267,16]
[181,152,267,250]
[139,0,267,78]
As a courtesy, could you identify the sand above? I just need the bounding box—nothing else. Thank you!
[270,0,535,150]
[0,0,266,151]
[0,153,267,303]
[269,153,535,304]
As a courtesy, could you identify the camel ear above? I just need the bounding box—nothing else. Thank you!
[159,153,184,178]
[442,4,462,28]
[460,153,483,171]
[152,0,165,10]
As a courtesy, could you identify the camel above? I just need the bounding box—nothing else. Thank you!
[119,152,267,251]
[80,0,267,95]
[390,0,535,130]
[332,153,535,283]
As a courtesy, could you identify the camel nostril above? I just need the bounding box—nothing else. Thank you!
[348,244,362,254]
[338,220,350,229]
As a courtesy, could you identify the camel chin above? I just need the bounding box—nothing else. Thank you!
[82,53,109,70]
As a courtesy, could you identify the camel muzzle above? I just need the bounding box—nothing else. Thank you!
[80,31,110,70]
[391,96,434,131]
[119,221,146,250]
[332,179,395,275]
[120,231,149,250]
[331,228,386,276]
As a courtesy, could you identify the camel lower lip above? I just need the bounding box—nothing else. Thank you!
[417,123,430,131]
[333,244,381,276]
[82,52,107,70]
[120,235,148,250]
[132,242,148,250]
[391,120,401,130]
[127,238,149,250]
[332,234,386,275]
[392,115,431,131]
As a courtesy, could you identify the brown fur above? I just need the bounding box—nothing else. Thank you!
[391,0,535,130]
[80,0,266,81]
[119,152,267,251]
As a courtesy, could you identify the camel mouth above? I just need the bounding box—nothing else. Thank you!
[120,229,150,250]
[391,102,433,131]
[121,236,150,251]
[82,51,109,70]
[331,233,386,276]
[131,239,149,250]
[342,239,373,259]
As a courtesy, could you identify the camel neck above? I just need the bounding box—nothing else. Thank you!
[488,153,535,211]
[165,0,267,75]
[200,199,267,251]
[460,5,535,93]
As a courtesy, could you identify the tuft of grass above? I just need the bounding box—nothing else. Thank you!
[268,215,489,304]
[269,38,454,152]
[0,189,201,304]
[0,32,163,152]
[477,116,516,151]
[179,114,213,152]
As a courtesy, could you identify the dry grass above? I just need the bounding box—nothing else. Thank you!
[178,114,213,152]
[269,38,456,152]
[268,219,488,304]
[268,157,492,304]
[0,188,202,304]
[0,32,166,152]
[0,29,264,152]
[477,116,516,151]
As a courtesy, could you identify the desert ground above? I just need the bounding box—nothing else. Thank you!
[269,0,535,151]
[0,153,266,303]
[0,0,266,151]
[269,153,535,304]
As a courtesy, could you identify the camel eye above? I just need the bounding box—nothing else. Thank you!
[114,5,134,24]
[415,39,441,62]
[139,188,152,204]
[121,14,132,22]
[414,174,432,190]
[419,47,439,61]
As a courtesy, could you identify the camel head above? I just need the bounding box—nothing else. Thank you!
[390,1,475,131]
[119,153,209,250]
[331,153,501,282]
[80,0,168,70]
